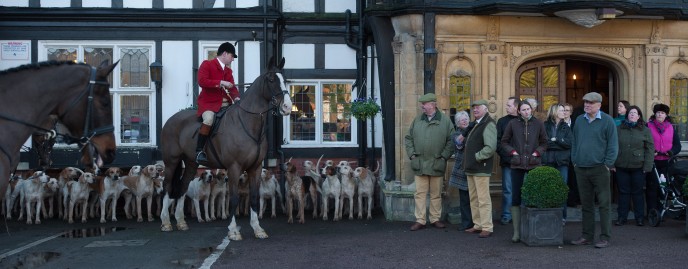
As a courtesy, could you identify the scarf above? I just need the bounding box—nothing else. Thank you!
[650,119,669,134]
[623,120,638,128]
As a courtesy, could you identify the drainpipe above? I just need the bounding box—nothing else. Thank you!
[346,1,367,167]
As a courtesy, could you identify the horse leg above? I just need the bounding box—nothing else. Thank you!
[227,215,242,241]
[249,172,267,239]
[160,194,174,232]
[174,196,189,230]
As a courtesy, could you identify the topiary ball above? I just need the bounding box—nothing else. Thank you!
[522,166,569,208]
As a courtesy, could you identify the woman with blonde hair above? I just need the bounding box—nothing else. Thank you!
[543,104,573,223]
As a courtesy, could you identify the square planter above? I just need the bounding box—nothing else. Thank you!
[520,207,564,246]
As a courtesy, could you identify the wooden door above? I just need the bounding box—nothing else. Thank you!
[515,60,566,120]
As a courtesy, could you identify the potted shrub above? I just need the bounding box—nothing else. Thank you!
[520,166,569,246]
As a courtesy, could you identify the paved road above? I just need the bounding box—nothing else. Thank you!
[1,209,687,269]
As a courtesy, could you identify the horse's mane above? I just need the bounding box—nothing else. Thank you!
[0,60,83,75]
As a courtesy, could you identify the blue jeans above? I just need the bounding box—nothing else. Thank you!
[501,166,513,221]
[553,165,569,219]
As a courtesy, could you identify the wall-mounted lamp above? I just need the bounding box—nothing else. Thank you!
[596,8,618,20]
[149,61,163,85]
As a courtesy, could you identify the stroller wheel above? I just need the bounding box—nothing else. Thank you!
[648,209,661,227]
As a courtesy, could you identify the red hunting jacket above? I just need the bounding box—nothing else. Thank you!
[196,58,240,117]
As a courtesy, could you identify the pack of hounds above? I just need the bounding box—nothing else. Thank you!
[1,157,379,225]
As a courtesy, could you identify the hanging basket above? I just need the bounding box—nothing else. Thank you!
[350,97,381,120]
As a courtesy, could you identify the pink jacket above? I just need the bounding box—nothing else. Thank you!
[648,120,674,161]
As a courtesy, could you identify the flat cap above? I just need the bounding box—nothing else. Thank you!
[418,93,437,103]
[471,99,488,107]
[582,92,602,103]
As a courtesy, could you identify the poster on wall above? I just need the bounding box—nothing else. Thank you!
[1,41,30,60]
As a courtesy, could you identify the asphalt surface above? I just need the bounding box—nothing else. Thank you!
[1,207,687,269]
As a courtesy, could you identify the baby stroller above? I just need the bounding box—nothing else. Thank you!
[648,156,688,227]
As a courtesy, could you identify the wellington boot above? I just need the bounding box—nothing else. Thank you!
[511,206,520,243]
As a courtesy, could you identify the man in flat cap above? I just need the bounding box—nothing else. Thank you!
[405,93,454,231]
[195,42,241,163]
[462,99,497,238]
[570,92,618,248]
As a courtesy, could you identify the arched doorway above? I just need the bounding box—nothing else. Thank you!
[516,58,619,119]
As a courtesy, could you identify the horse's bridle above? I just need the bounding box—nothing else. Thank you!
[58,66,115,147]
[237,71,289,116]
[0,66,114,148]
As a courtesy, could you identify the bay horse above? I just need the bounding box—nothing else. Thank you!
[159,57,292,240]
[0,60,118,200]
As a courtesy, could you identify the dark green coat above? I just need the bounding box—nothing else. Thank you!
[614,122,655,172]
[404,110,454,177]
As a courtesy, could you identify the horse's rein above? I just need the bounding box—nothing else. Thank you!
[0,66,114,147]
[56,66,115,148]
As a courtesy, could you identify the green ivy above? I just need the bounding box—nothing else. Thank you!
[522,166,569,208]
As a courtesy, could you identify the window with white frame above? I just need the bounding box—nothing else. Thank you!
[283,81,356,147]
[39,41,156,146]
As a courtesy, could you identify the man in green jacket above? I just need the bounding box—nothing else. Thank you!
[462,99,498,238]
[405,93,454,231]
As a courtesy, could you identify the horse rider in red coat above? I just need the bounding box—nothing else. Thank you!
[195,42,241,163]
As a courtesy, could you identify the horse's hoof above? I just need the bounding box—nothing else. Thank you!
[161,224,174,232]
[254,229,268,239]
[228,231,243,241]
[177,222,189,231]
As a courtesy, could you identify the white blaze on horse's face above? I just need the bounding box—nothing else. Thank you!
[276,73,292,116]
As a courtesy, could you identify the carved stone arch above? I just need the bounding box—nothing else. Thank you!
[511,46,632,104]
[441,56,476,114]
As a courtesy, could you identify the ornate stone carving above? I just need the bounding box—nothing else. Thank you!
[392,36,403,54]
[452,69,471,77]
[487,16,499,41]
[673,72,688,80]
[651,21,661,44]
[510,45,636,68]
[481,42,505,54]
[645,45,667,56]
[414,39,424,53]
[436,42,445,54]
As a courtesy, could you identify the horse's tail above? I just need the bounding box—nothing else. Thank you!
[169,161,185,199]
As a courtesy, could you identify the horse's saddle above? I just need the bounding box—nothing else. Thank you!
[197,106,229,137]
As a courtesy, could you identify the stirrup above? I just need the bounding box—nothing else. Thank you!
[196,151,208,163]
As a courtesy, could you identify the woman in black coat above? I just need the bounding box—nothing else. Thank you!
[543,103,574,222]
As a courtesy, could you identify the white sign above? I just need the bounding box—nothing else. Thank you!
[1,41,30,60]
